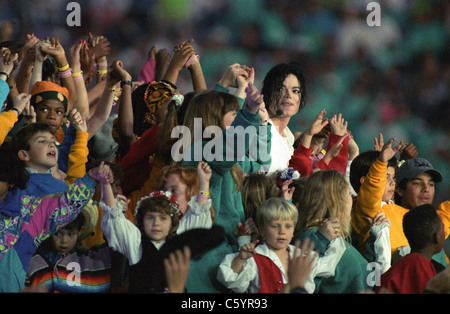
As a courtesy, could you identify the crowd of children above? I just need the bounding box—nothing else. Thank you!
[0,23,448,295]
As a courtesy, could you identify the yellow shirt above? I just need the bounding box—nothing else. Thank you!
[352,159,450,258]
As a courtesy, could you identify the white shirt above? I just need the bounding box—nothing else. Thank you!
[100,195,213,265]
[266,119,295,176]
[217,237,346,294]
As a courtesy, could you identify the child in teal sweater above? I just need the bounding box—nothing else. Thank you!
[179,83,271,292]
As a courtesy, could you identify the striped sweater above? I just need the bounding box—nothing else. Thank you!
[26,242,112,293]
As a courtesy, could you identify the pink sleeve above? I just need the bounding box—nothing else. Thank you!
[137,58,156,83]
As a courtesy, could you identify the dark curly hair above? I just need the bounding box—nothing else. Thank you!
[0,145,29,190]
[261,62,307,116]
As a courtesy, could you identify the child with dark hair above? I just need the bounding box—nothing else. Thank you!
[375,204,445,294]
[100,188,181,293]
[25,164,118,293]
[350,138,448,267]
[0,149,104,292]
[350,140,402,259]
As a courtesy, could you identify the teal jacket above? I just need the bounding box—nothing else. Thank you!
[182,102,271,292]
[294,228,373,293]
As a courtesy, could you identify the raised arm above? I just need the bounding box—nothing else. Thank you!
[40,38,76,111]
[15,34,39,94]
[163,39,196,86]
[113,59,135,152]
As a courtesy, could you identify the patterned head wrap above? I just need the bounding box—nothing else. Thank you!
[142,80,180,124]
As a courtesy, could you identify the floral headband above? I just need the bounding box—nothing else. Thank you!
[135,190,182,219]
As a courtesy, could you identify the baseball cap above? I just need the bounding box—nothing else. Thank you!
[396,157,443,183]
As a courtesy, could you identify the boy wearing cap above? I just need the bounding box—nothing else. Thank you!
[350,138,449,265]
[394,157,449,265]
[395,157,443,211]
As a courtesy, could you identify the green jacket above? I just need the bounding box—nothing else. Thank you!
[182,103,271,293]
[294,228,373,293]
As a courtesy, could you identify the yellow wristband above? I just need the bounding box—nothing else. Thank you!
[72,71,83,77]
[58,64,70,72]
[199,190,210,196]
[106,86,121,92]
[97,70,108,75]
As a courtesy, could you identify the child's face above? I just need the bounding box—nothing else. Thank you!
[143,211,173,243]
[164,174,188,212]
[397,172,435,209]
[222,110,237,128]
[35,99,66,134]
[21,131,58,173]
[382,166,396,202]
[111,179,123,197]
[51,228,80,254]
[261,217,295,252]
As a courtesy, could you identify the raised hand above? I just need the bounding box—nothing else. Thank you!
[88,161,112,183]
[378,137,403,163]
[40,37,66,64]
[318,217,341,240]
[305,109,329,137]
[21,34,40,64]
[12,93,32,115]
[171,39,196,71]
[197,161,212,183]
[0,47,18,77]
[374,133,384,151]
[287,238,317,293]
[330,113,348,136]
[325,132,350,161]
[67,108,87,132]
[88,33,111,61]
[280,179,295,201]
[108,59,132,85]
[400,143,418,161]
[245,82,264,114]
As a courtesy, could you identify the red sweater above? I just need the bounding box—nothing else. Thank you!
[118,124,161,196]
[376,252,436,294]
[289,133,349,177]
